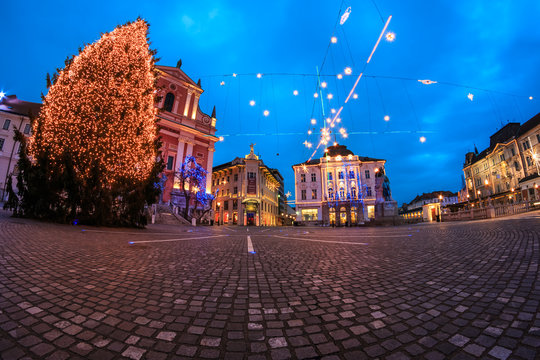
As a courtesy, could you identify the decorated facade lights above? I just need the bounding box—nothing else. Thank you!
[418,79,437,85]
[384,115,390,121]
[467,93,474,101]
[263,110,270,116]
[344,67,352,75]
[249,100,256,106]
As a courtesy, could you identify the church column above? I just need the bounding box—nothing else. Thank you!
[206,147,215,193]
[173,140,185,188]
[185,142,194,159]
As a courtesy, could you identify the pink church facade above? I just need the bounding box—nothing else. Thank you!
[155,64,219,203]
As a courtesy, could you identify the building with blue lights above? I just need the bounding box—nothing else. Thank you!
[292,144,387,225]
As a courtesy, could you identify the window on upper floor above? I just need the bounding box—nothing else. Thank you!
[163,92,175,112]
[311,173,316,182]
[537,134,540,143]
[351,187,357,199]
[3,119,10,130]
[514,161,521,171]
[234,174,238,182]
[338,172,344,179]
[227,176,230,182]
[328,188,334,200]
[499,154,505,162]
[312,189,317,199]
[349,170,355,179]
[0,138,4,151]
[328,172,333,180]
[511,147,515,157]
[23,124,31,135]
[233,186,238,194]
[523,140,531,150]
[339,187,345,199]
[300,174,306,182]
[233,200,238,210]
[301,189,306,200]
[366,187,372,197]
[365,170,370,179]
[526,157,532,167]
[224,200,229,210]
[166,155,174,170]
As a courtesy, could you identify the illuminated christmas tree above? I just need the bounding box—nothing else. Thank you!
[11,19,163,226]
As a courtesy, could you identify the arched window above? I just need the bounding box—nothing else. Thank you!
[328,188,334,200]
[338,171,344,179]
[351,187,357,199]
[163,92,175,112]
[339,187,345,199]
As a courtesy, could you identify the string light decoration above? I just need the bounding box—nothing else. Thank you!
[344,67,352,75]
[384,115,390,121]
[13,19,163,227]
[249,100,256,106]
[530,96,533,100]
[418,79,437,85]
[293,90,299,96]
[340,7,352,25]
[420,136,426,143]
[30,19,158,188]
[385,32,396,41]
[263,110,270,116]
[331,36,338,43]
[468,93,474,101]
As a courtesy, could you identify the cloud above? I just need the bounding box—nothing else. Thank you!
[181,15,195,30]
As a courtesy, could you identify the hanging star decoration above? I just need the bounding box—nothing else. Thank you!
[285,191,291,198]
[340,7,351,25]
[467,93,474,101]
[418,79,437,85]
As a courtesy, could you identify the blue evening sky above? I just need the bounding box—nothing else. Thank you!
[3,1,540,205]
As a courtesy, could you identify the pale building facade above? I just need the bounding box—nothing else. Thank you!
[211,145,281,226]
[155,64,219,204]
[0,95,40,200]
[463,113,539,203]
[293,144,386,225]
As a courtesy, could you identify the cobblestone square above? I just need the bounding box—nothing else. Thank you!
[1,210,539,359]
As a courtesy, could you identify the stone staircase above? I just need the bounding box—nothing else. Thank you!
[154,204,191,225]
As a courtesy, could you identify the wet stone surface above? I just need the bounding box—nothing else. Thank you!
[0,209,539,359]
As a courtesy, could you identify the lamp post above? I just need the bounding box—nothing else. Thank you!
[477,190,482,207]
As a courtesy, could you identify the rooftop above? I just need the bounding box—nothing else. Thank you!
[0,95,42,118]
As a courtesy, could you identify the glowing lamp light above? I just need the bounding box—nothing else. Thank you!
[384,115,390,121]
[321,81,327,88]
[468,93,474,101]
[337,74,343,79]
[327,93,333,100]
[334,142,338,147]
[484,179,489,185]
[331,36,338,43]
[374,168,379,173]
[311,118,316,125]
[344,67,352,75]
[293,90,299,96]
[313,93,319,98]
[257,73,262,78]
[249,100,256,106]
[263,110,270,116]
[219,136,225,142]
[420,136,426,143]
[385,32,396,42]
[352,93,358,99]
[418,79,437,85]
[511,187,514,192]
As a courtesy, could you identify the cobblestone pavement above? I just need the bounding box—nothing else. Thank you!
[1,210,539,360]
